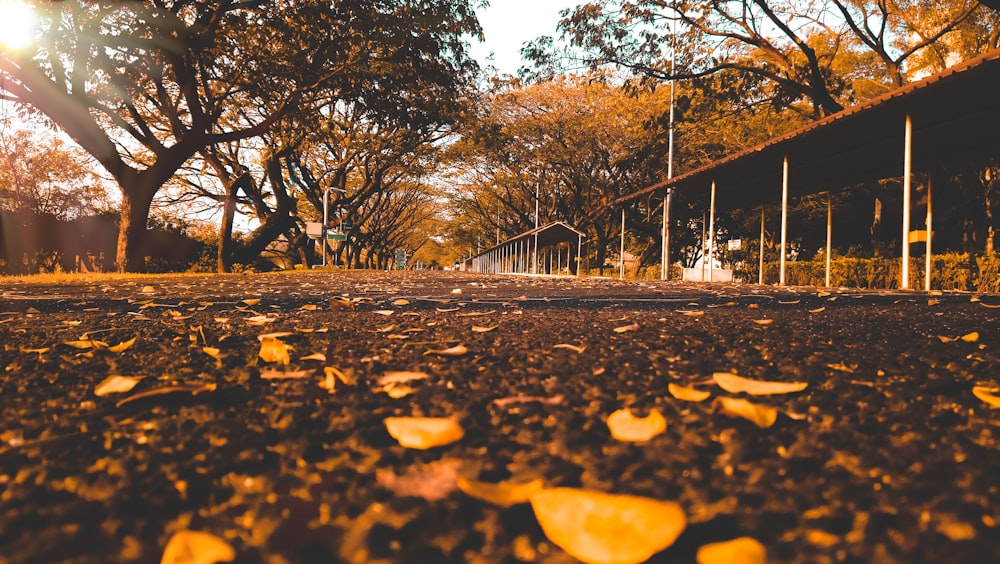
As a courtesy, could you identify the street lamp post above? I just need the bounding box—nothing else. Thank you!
[322,185,346,267]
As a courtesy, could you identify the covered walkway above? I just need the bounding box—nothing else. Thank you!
[615,47,1000,289]
[465,222,585,275]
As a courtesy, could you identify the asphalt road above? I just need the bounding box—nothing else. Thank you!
[1,271,999,563]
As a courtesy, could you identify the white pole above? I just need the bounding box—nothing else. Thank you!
[925,174,932,292]
[322,187,329,267]
[620,208,626,280]
[663,189,671,281]
[758,209,765,285]
[708,180,716,282]
[662,19,676,282]
[902,115,912,290]
[825,197,832,288]
[577,234,583,276]
[779,156,789,286]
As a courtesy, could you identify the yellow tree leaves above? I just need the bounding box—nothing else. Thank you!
[160,530,234,564]
[606,408,666,442]
[384,417,464,449]
[972,386,1000,408]
[257,336,290,365]
[696,537,767,564]
[668,383,711,402]
[713,397,779,429]
[712,372,808,396]
[529,488,686,564]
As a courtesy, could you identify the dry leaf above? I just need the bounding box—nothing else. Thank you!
[817,291,831,297]
[530,488,686,564]
[300,352,327,362]
[472,325,498,333]
[680,310,704,317]
[384,384,416,398]
[553,343,585,354]
[325,366,356,386]
[747,303,759,309]
[376,459,461,501]
[927,298,940,306]
[751,319,773,326]
[375,310,395,316]
[424,344,468,357]
[21,347,50,354]
[376,371,429,386]
[109,337,137,354]
[202,347,222,360]
[809,307,826,313]
[696,537,767,564]
[972,386,1000,408]
[140,285,156,295]
[375,323,397,333]
[961,331,980,343]
[980,302,1000,309]
[384,416,464,449]
[320,367,338,393]
[712,372,808,396]
[260,368,312,380]
[160,529,235,564]
[244,315,274,326]
[258,336,291,365]
[607,408,667,443]
[257,332,293,341]
[437,307,460,312]
[242,298,261,306]
[614,322,640,333]
[95,375,141,396]
[300,304,318,311]
[779,300,800,305]
[713,397,778,428]
[458,476,544,507]
[116,383,216,407]
[451,288,463,295]
[393,299,410,306]
[329,297,354,310]
[64,339,109,350]
[668,383,711,402]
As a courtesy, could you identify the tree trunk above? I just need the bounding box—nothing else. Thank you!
[115,188,156,273]
[217,181,239,273]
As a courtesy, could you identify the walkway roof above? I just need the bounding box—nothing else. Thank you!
[614,47,1000,211]
[467,221,585,262]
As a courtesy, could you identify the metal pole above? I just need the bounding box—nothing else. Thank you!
[779,156,789,286]
[925,174,932,292]
[708,180,716,282]
[322,187,329,267]
[701,212,706,282]
[902,115,912,290]
[662,16,677,282]
[825,197,832,288]
[758,208,765,285]
[577,234,583,276]
[620,208,626,280]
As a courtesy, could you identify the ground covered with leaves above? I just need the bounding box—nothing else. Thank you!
[1,271,999,563]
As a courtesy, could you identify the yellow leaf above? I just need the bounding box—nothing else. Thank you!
[329,297,354,310]
[94,375,141,397]
[300,352,327,362]
[809,307,826,313]
[472,325,498,333]
[64,339,109,350]
[817,291,830,297]
[384,416,464,449]
[606,408,667,443]
[257,332,293,341]
[553,343,585,354]
[668,383,711,402]
[109,337,137,354]
[529,488,686,564]
[972,386,1000,408]
[377,371,429,386]
[424,344,468,357]
[375,310,395,316]
[457,476,544,507]
[202,347,222,360]
[712,372,807,396]
[20,347,50,354]
[980,302,1000,309]
[713,397,778,428]
[300,304,318,311]
[160,529,235,564]
[927,299,940,306]
[393,299,410,306]
[751,319,773,326]
[937,335,958,343]
[260,368,312,380]
[614,322,640,333]
[696,537,767,564]
[680,310,704,317]
[747,303,759,309]
[140,285,156,295]
[384,384,416,398]
[961,331,980,343]
[258,336,290,365]
[324,366,356,386]
[242,298,261,306]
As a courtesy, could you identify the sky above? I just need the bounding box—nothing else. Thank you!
[470,0,579,76]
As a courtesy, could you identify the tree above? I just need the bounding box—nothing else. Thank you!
[0,0,481,271]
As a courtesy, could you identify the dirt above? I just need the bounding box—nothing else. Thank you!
[1,270,999,563]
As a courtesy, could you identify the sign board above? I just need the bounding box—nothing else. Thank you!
[728,239,742,251]
[305,222,324,240]
[327,231,347,242]
[340,220,353,231]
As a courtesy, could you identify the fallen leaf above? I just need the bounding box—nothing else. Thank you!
[779,300,800,305]
[825,363,856,373]
[980,302,1000,309]
[160,529,235,564]
[607,408,667,443]
[713,397,778,428]
[809,307,826,313]
[961,331,980,343]
[696,537,767,564]
[258,336,291,365]
[375,324,397,333]
[437,307,460,312]
[202,347,222,360]
[244,315,274,326]
[927,298,940,306]
[751,319,773,326]
[393,299,410,306]
[320,367,338,393]
[937,335,959,343]
[64,339,109,350]
[300,304,318,311]
[458,476,544,507]
[614,322,640,333]
[384,416,464,449]
[668,383,711,402]
[553,343,585,354]
[242,298,261,306]
[376,459,461,501]
[530,488,686,564]
[116,383,216,407]
[680,310,704,317]
[747,304,759,309]
[376,371,429,386]
[329,297,354,310]
[257,332,294,341]
[384,384,416,398]
[260,368,313,380]
[712,372,808,396]
[375,310,395,316]
[424,344,469,357]
[972,386,1000,408]
[451,288,463,295]
[140,285,156,295]
[300,352,327,362]
[325,366,356,386]
[817,291,831,297]
[20,347,50,354]
[472,325,498,333]
[109,337,137,354]
[95,375,141,396]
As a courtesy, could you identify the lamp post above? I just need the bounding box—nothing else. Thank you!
[322,185,346,267]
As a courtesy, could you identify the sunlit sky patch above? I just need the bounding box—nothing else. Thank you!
[0,0,38,50]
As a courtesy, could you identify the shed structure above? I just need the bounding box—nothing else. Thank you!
[465,222,585,276]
